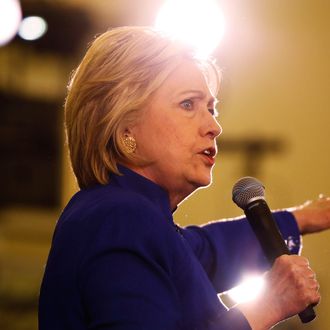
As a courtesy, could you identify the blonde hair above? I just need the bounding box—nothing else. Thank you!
[65,26,220,189]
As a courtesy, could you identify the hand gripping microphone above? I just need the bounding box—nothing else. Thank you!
[232,176,316,324]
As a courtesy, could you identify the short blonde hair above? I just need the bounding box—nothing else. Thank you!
[65,26,220,189]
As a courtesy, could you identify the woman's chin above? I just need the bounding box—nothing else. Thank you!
[192,175,213,190]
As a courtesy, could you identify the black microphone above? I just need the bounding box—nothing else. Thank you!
[232,176,316,324]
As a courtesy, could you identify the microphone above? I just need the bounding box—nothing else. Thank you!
[232,176,316,324]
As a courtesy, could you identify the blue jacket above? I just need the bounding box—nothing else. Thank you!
[39,166,301,329]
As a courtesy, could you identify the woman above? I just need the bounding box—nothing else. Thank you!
[39,26,330,329]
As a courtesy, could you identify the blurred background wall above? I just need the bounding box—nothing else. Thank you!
[0,0,329,329]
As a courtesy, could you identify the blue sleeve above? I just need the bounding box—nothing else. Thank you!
[77,203,181,329]
[182,211,301,292]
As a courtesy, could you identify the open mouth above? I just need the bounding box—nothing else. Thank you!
[201,147,216,158]
[199,147,217,165]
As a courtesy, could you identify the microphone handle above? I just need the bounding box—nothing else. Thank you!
[245,199,316,323]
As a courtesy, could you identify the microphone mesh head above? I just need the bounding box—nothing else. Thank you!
[232,176,265,209]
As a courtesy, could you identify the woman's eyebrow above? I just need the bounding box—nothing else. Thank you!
[176,89,218,104]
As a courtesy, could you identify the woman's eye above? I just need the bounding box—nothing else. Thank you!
[180,100,193,110]
[208,108,219,117]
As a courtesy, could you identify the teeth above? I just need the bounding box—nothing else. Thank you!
[204,150,211,155]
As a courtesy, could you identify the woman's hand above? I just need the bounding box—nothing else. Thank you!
[236,255,320,330]
[290,195,330,235]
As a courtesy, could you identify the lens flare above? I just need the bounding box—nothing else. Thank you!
[18,16,48,41]
[0,0,22,46]
[155,0,225,58]
[227,275,265,304]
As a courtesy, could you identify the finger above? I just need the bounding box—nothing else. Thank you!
[301,265,315,277]
[290,255,310,266]
[305,275,319,288]
[311,293,321,308]
[311,291,321,306]
[307,271,316,280]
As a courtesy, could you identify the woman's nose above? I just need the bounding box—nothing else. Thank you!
[211,117,222,138]
[203,114,222,139]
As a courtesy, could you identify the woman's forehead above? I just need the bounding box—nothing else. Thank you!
[156,60,214,98]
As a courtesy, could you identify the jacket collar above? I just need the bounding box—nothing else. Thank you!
[110,165,175,221]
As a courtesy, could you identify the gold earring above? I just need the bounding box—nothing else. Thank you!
[123,135,137,154]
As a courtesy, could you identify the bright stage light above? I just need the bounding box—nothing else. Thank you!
[0,0,22,46]
[155,0,225,58]
[227,275,265,304]
[18,16,48,41]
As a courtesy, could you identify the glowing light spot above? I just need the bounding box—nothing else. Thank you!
[18,16,48,41]
[155,0,225,58]
[0,0,22,46]
[228,275,265,304]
